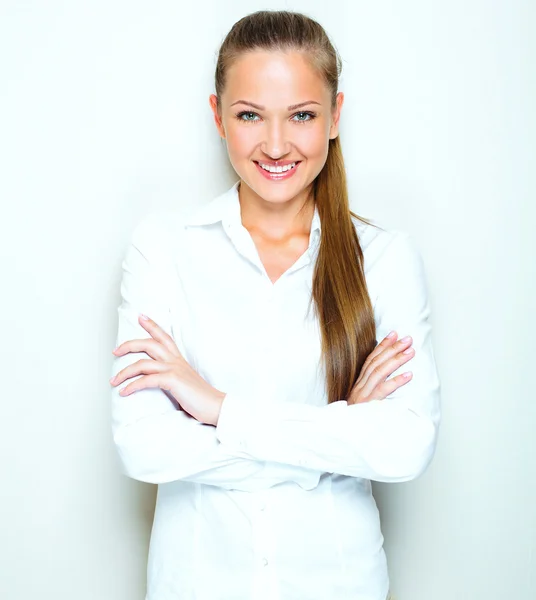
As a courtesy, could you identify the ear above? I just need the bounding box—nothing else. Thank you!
[209,94,226,138]
[329,91,344,140]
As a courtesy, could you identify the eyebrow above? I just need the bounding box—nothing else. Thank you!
[229,100,322,111]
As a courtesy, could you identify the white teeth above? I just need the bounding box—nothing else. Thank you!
[258,161,297,173]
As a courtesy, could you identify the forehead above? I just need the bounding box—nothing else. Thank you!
[223,50,329,106]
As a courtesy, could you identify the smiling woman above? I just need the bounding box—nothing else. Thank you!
[209,49,344,225]
[110,9,440,600]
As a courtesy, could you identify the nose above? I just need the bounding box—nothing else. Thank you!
[260,119,290,159]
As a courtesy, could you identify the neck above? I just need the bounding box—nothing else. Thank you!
[238,180,315,242]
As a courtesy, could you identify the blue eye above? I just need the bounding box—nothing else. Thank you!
[293,111,315,122]
[234,111,317,124]
[236,111,259,122]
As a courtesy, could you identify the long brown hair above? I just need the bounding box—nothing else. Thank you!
[214,10,381,404]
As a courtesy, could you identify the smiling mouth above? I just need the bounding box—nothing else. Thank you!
[253,160,302,173]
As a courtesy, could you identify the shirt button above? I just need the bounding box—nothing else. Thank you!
[262,558,268,566]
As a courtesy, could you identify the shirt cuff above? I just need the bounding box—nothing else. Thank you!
[215,391,250,452]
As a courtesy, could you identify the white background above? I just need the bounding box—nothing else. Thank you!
[0,1,534,599]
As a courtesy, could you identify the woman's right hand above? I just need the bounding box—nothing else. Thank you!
[346,332,415,405]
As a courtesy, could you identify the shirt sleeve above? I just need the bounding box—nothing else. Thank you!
[110,214,323,491]
[215,231,442,483]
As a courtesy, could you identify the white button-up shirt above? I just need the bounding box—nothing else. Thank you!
[111,180,441,600]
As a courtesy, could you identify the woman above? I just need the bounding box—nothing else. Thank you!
[109,10,441,600]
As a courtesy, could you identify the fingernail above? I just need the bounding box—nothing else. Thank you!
[109,376,115,384]
[387,331,396,338]
[403,347,414,354]
[400,335,411,342]
[402,372,412,378]
[139,314,149,321]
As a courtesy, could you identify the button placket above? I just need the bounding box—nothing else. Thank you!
[250,491,274,599]
[260,285,276,353]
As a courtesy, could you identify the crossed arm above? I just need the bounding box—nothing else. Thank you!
[110,214,441,490]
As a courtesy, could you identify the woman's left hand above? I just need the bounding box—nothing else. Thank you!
[110,314,226,426]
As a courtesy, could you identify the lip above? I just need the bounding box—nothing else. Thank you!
[254,160,301,181]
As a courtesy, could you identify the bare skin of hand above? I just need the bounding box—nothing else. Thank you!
[109,315,226,426]
[347,331,415,405]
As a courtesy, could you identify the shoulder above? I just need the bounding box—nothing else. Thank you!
[351,216,429,308]
[351,214,425,282]
[352,214,410,262]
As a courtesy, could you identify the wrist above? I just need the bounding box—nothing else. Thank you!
[209,390,227,427]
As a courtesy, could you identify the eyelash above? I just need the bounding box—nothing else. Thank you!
[234,111,317,124]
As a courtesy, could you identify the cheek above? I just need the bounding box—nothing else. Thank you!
[295,127,328,158]
[227,123,257,153]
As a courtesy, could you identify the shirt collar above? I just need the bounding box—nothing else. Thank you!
[184,180,322,237]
